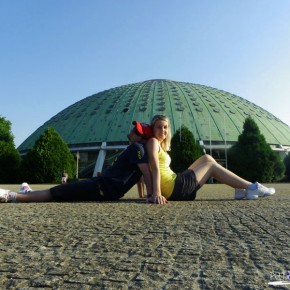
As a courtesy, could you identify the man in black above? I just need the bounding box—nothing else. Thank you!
[0,122,153,203]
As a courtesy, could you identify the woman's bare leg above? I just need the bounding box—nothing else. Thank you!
[189,154,251,189]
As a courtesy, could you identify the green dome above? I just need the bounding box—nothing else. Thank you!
[18,79,290,153]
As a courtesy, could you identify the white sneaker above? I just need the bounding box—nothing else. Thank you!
[19,182,32,193]
[235,188,258,200]
[247,182,275,197]
[246,191,259,200]
[0,189,17,203]
[234,188,246,200]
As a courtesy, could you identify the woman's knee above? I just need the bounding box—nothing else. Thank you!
[201,154,216,163]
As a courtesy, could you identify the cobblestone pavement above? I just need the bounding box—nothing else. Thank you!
[0,183,289,289]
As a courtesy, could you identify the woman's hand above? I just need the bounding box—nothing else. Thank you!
[146,195,168,205]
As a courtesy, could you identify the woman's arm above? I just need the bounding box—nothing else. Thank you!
[146,138,168,205]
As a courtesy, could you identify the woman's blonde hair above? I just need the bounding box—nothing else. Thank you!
[150,115,172,151]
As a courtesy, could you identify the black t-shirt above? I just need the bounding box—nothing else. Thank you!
[99,142,147,198]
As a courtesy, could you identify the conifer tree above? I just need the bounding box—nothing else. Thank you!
[170,125,203,173]
[228,116,284,182]
[21,127,76,183]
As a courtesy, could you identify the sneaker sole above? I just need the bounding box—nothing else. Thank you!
[245,194,259,200]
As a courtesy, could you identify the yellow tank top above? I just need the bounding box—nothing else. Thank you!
[159,147,177,199]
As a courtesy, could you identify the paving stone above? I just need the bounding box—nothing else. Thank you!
[0,183,289,289]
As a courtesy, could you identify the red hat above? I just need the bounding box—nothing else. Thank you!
[132,121,153,139]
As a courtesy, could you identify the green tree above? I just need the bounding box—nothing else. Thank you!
[170,125,203,173]
[21,127,76,183]
[0,116,21,183]
[228,116,285,182]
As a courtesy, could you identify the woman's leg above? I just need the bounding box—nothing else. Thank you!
[189,154,251,189]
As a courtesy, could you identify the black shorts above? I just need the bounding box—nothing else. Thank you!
[50,177,120,202]
[169,170,200,201]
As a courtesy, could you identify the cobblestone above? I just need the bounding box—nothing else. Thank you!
[0,183,289,289]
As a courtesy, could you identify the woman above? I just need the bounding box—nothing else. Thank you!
[146,115,275,205]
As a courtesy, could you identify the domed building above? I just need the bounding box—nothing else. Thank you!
[18,79,290,176]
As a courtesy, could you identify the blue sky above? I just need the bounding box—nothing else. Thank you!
[1,0,290,147]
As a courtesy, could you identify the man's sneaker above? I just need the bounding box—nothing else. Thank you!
[0,189,10,202]
[247,182,275,197]
[234,188,246,200]
[235,188,258,200]
[0,189,17,203]
[19,182,32,193]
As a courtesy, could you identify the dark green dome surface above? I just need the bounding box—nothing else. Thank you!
[18,79,290,152]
